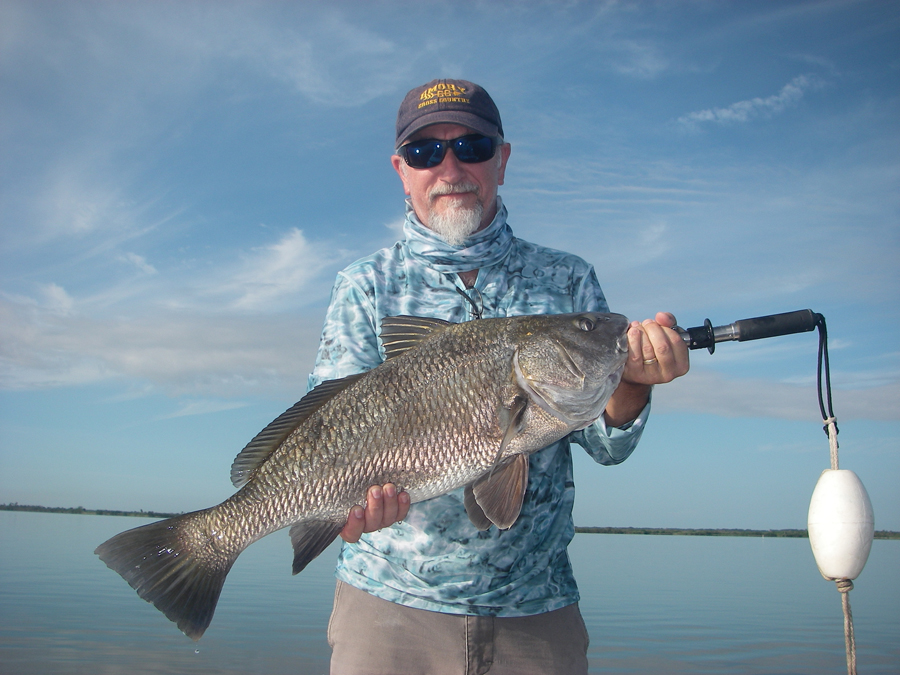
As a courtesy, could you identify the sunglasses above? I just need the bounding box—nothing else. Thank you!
[399,134,500,169]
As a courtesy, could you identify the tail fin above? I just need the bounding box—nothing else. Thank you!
[95,510,237,640]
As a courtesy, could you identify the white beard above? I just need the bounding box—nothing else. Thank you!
[426,182,484,247]
[428,202,484,247]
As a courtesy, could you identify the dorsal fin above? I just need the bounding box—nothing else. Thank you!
[380,315,453,360]
[230,372,367,488]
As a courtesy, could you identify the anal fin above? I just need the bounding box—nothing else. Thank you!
[289,520,343,574]
[464,484,493,531]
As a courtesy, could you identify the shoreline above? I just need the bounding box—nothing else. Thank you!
[575,525,898,540]
[0,502,182,519]
[3,503,897,539]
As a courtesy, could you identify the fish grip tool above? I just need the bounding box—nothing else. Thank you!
[674,308,833,436]
[674,308,820,354]
[675,307,871,675]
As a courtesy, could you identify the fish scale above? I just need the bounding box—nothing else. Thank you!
[95,312,629,639]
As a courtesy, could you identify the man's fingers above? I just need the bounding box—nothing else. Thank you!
[655,311,677,329]
[340,484,411,544]
[379,483,411,527]
[623,316,690,385]
[380,484,399,527]
[641,320,673,362]
[626,322,646,367]
[364,485,385,528]
[397,491,411,521]
[340,505,366,543]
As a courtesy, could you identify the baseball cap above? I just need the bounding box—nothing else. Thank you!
[396,79,503,147]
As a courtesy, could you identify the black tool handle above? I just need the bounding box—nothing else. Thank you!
[734,309,819,342]
[676,309,821,354]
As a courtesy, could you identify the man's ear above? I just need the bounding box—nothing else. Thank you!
[391,155,411,195]
[497,143,511,186]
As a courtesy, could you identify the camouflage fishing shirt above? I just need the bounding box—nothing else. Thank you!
[309,198,649,617]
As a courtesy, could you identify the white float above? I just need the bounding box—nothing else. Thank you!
[807,469,874,581]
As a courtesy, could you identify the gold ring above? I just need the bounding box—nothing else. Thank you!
[643,358,658,365]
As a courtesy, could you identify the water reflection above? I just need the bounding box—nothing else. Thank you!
[1,512,897,674]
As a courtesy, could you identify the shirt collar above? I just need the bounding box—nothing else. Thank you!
[403,197,514,273]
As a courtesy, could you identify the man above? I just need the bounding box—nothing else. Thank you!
[309,79,689,675]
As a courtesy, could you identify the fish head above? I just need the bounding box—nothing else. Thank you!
[511,312,629,430]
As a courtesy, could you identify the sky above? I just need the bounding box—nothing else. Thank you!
[1,0,898,533]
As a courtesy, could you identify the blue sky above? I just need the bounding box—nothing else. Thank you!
[1,0,898,531]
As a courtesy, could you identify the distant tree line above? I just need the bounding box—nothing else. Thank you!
[0,503,181,519]
[575,526,899,540]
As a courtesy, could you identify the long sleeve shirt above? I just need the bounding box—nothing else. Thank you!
[308,198,649,616]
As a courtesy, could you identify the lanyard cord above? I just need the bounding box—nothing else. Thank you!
[815,314,841,471]
[814,313,858,675]
[446,274,483,320]
[815,313,837,439]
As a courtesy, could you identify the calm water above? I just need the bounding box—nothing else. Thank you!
[0,511,897,674]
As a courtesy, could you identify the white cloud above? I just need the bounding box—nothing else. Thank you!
[226,228,342,311]
[164,399,250,418]
[39,169,132,239]
[608,39,670,78]
[119,252,157,275]
[1,220,349,396]
[2,153,174,256]
[64,3,413,110]
[39,283,75,316]
[250,11,409,107]
[677,75,824,128]
[384,217,405,238]
[0,291,323,397]
[636,221,669,262]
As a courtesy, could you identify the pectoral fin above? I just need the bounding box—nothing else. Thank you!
[466,454,530,530]
[496,392,528,462]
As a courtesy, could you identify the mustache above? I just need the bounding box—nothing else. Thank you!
[428,182,481,203]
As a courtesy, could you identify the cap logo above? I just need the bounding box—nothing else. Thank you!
[418,83,470,110]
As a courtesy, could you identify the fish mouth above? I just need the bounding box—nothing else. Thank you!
[616,332,629,355]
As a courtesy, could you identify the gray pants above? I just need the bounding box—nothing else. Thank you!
[328,581,590,675]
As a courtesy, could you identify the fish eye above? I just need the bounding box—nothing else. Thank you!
[578,317,595,332]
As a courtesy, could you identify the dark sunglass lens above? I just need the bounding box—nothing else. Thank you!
[404,140,446,168]
[453,135,496,163]
[402,135,496,168]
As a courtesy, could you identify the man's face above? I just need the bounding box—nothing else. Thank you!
[391,123,511,244]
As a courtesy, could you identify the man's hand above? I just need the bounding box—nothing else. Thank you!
[340,483,411,543]
[604,311,690,427]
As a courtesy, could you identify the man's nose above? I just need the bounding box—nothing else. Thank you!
[435,147,467,182]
